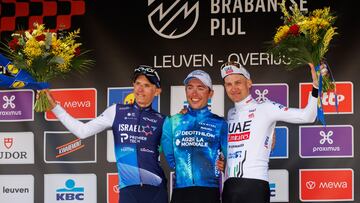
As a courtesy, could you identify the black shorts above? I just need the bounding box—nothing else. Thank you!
[222,177,270,203]
[119,182,168,203]
[171,186,220,203]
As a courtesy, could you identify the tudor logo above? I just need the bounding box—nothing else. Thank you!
[148,0,199,39]
[3,137,13,149]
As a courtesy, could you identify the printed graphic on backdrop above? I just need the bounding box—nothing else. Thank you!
[0,0,86,35]
[170,85,224,116]
[147,0,200,39]
[44,131,96,163]
[44,174,96,203]
[251,83,288,106]
[0,132,34,164]
[107,173,119,203]
[45,88,97,121]
[270,127,288,159]
[0,90,34,122]
[300,169,353,202]
[299,125,353,158]
[269,169,289,202]
[108,87,160,111]
[300,82,353,114]
[0,175,34,203]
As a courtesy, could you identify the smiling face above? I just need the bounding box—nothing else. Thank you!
[133,75,161,108]
[185,78,213,109]
[224,74,252,103]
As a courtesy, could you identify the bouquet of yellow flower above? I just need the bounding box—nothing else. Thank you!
[0,23,94,112]
[268,0,337,92]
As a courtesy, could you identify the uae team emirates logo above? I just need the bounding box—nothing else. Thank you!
[148,0,199,39]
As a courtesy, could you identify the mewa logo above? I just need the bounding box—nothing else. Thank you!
[300,169,353,201]
[148,0,199,39]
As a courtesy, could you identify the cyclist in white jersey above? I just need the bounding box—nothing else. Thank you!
[220,61,320,203]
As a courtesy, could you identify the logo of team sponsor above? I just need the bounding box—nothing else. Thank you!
[170,85,224,116]
[228,120,251,142]
[299,125,353,158]
[148,0,199,39]
[107,87,160,111]
[228,132,250,142]
[44,174,97,203]
[269,170,289,202]
[0,175,34,203]
[118,124,157,137]
[299,82,353,114]
[251,83,288,106]
[107,173,119,203]
[228,151,242,159]
[45,88,97,121]
[175,137,209,147]
[270,127,288,159]
[0,90,34,122]
[0,132,34,164]
[299,169,353,201]
[44,131,96,163]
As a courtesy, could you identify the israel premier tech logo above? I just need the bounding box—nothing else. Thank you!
[108,87,160,111]
[300,169,353,201]
[299,125,353,158]
[299,82,353,114]
[251,83,288,106]
[148,0,199,39]
[44,174,96,203]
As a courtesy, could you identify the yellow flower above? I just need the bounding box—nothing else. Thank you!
[274,25,289,44]
[24,38,42,58]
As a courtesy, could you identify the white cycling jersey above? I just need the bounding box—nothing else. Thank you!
[225,93,317,182]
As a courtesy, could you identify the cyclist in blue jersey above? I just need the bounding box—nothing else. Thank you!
[45,65,168,203]
[161,70,228,203]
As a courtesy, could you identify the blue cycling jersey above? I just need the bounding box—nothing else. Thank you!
[161,106,228,188]
[112,103,166,189]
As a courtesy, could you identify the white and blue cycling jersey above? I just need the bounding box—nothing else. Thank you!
[161,106,228,188]
[52,102,166,189]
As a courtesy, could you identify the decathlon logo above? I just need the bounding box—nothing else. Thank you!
[2,95,16,109]
[319,131,333,145]
[254,89,269,102]
[148,0,199,39]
